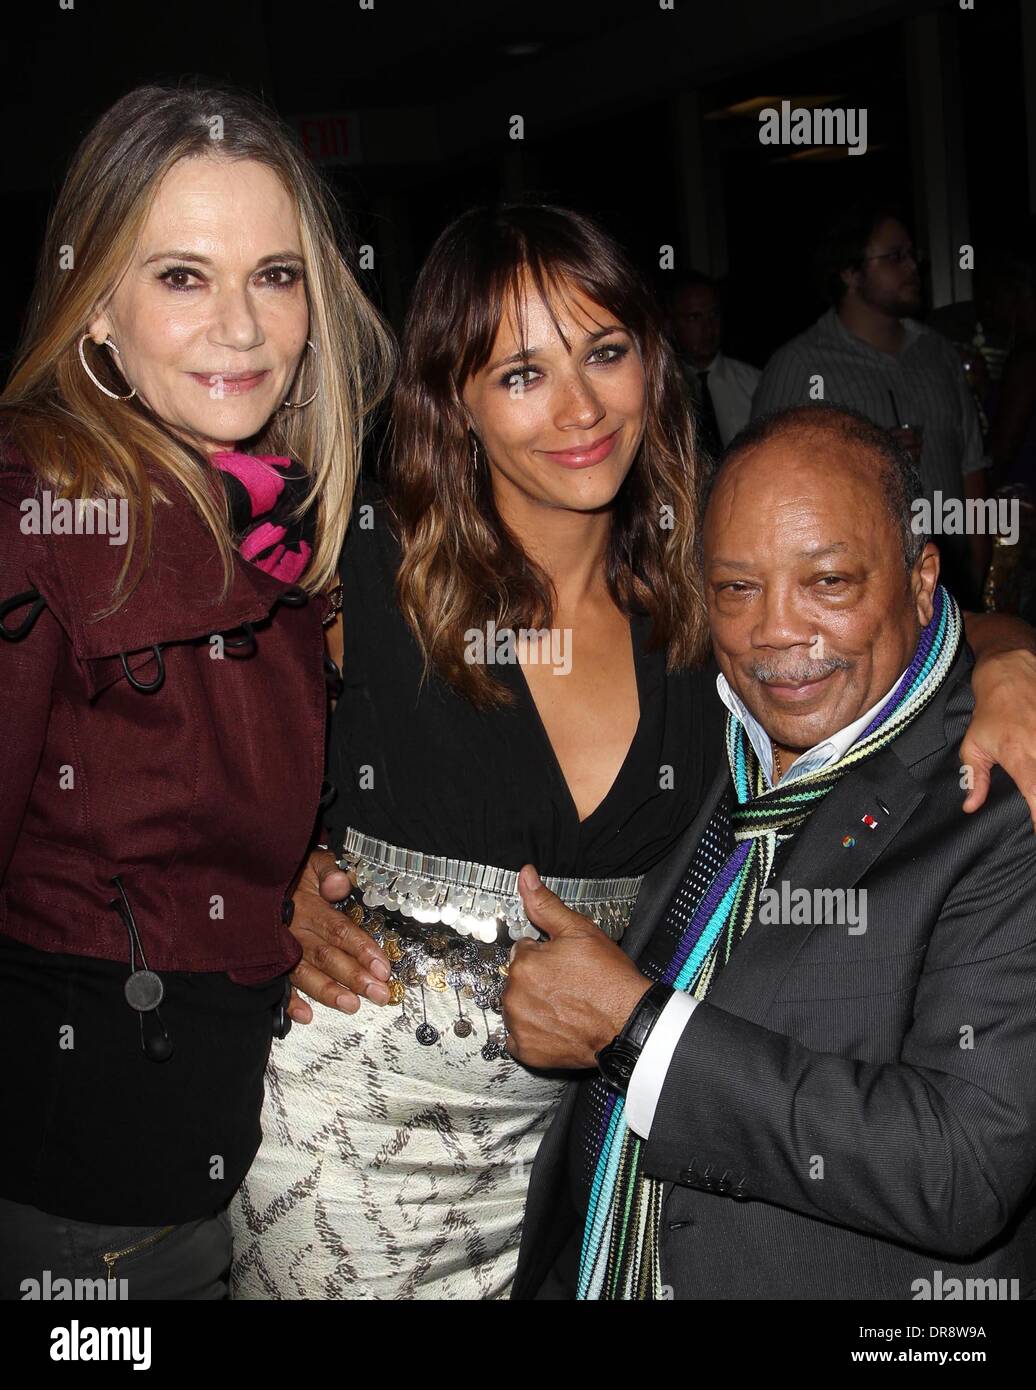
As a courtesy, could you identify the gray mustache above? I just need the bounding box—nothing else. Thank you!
[751,655,851,683]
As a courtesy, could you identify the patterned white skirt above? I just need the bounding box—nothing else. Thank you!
[230,982,568,1300]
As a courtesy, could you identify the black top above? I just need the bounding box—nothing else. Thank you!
[325,487,724,878]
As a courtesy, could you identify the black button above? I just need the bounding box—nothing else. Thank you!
[281,897,295,926]
[272,979,293,1039]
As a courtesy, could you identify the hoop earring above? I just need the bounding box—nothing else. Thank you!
[78,334,137,401]
[282,339,318,408]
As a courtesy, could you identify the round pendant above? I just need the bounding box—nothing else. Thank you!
[453,1017,474,1038]
[124,969,164,1011]
[480,1040,501,1061]
[415,1022,439,1046]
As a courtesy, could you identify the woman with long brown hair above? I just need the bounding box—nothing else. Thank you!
[229,204,735,1297]
[0,81,392,1299]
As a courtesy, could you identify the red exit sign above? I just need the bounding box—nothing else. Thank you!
[295,112,362,166]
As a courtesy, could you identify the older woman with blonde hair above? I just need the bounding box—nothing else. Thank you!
[0,81,393,1299]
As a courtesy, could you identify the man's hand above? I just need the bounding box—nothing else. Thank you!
[286,849,392,1023]
[502,865,652,1070]
[962,636,1036,832]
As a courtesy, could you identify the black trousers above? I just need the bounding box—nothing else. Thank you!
[0,1196,233,1300]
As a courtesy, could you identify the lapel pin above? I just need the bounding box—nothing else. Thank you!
[842,834,856,848]
[861,814,878,830]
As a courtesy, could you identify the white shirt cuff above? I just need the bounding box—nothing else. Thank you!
[625,991,698,1139]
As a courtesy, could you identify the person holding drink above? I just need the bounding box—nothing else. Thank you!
[751,199,991,607]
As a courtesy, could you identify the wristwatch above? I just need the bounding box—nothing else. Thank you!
[594,981,674,1094]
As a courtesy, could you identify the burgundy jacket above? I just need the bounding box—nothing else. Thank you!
[0,445,327,983]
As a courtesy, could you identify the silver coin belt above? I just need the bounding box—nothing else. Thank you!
[335,827,643,1059]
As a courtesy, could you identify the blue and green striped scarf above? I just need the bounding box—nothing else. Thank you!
[577,583,963,1300]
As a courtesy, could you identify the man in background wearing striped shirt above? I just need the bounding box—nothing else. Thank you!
[752,201,991,607]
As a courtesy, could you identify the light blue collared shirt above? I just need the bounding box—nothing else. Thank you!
[715,666,910,790]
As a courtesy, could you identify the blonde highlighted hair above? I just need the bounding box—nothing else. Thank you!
[0,81,396,606]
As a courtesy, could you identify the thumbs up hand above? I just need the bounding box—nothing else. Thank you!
[518,864,601,943]
[501,865,652,1071]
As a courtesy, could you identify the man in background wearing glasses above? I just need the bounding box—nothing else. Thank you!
[752,201,990,607]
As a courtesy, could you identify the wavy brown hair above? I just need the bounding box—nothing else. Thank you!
[385,202,709,707]
[0,80,395,608]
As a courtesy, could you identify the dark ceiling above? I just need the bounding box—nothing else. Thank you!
[2,0,934,189]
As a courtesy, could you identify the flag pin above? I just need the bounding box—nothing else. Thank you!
[861,813,878,830]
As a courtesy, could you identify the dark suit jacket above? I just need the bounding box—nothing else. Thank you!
[513,646,1036,1299]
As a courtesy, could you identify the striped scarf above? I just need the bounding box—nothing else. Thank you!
[577,583,962,1300]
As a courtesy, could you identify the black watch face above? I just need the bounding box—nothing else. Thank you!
[600,1044,637,1088]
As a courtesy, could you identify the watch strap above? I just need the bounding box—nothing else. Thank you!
[594,980,675,1091]
[618,980,675,1051]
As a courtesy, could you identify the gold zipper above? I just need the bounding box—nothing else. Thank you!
[102,1225,175,1291]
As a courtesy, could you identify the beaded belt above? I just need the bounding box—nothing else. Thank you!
[335,827,644,1059]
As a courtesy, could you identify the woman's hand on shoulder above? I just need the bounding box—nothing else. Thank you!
[963,613,1036,832]
[286,849,392,1022]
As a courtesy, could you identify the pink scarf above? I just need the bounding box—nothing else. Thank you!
[210,451,313,583]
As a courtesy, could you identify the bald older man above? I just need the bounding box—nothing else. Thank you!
[505,403,1036,1301]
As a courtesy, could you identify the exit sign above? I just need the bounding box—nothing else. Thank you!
[295,112,362,166]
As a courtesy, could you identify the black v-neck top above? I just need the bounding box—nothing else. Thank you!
[325,486,724,880]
